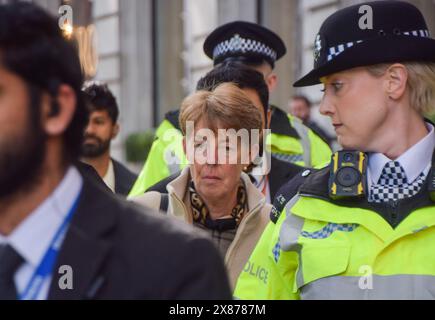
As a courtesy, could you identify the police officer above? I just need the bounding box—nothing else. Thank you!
[129,21,332,196]
[234,0,435,300]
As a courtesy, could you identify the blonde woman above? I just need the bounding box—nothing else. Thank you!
[235,0,435,300]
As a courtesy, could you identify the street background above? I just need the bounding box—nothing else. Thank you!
[4,0,435,169]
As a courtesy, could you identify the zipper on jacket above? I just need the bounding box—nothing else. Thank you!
[225,201,264,264]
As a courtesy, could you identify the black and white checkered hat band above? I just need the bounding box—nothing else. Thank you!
[403,29,430,37]
[213,34,277,62]
[327,29,430,62]
[327,40,363,61]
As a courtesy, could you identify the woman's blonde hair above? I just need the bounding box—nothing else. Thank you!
[367,62,435,116]
[179,82,263,135]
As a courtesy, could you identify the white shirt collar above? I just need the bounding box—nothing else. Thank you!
[0,166,83,267]
[103,160,115,193]
[369,122,434,184]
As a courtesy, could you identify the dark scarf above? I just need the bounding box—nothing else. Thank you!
[189,180,248,232]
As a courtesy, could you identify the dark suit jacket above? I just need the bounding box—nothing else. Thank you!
[77,161,111,192]
[112,159,138,196]
[147,156,305,201]
[47,165,232,300]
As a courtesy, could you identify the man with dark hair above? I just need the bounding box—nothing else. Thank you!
[0,2,230,300]
[289,94,333,145]
[82,83,137,196]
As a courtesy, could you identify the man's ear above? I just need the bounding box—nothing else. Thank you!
[42,84,76,137]
[266,73,278,93]
[385,64,408,100]
[112,123,120,139]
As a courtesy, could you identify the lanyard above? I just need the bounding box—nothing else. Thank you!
[254,174,269,196]
[20,190,82,300]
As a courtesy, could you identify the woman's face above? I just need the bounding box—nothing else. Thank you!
[185,119,252,202]
[320,67,389,151]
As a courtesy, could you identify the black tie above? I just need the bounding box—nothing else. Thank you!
[0,244,24,300]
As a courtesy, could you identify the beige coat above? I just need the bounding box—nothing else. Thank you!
[132,168,272,290]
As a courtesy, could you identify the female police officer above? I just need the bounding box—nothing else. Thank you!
[234,0,435,299]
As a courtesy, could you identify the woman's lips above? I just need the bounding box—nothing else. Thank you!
[202,176,220,180]
[333,124,343,131]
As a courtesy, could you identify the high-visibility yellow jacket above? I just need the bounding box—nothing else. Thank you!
[129,107,332,197]
[268,107,331,168]
[129,113,188,197]
[234,155,435,300]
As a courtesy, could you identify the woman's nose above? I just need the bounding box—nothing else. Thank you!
[205,144,219,165]
[319,94,335,117]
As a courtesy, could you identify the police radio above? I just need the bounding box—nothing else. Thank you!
[328,151,367,200]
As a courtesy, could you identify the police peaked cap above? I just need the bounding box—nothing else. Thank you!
[294,0,435,87]
[204,21,287,68]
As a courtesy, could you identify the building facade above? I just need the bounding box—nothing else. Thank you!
[6,0,435,162]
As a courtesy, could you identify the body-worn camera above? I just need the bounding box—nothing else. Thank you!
[328,151,367,200]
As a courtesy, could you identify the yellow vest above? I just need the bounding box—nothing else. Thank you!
[235,169,435,299]
[129,119,187,196]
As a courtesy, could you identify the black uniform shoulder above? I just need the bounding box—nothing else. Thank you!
[270,166,330,223]
[269,105,299,138]
[146,171,181,193]
[164,109,181,131]
[269,155,306,200]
